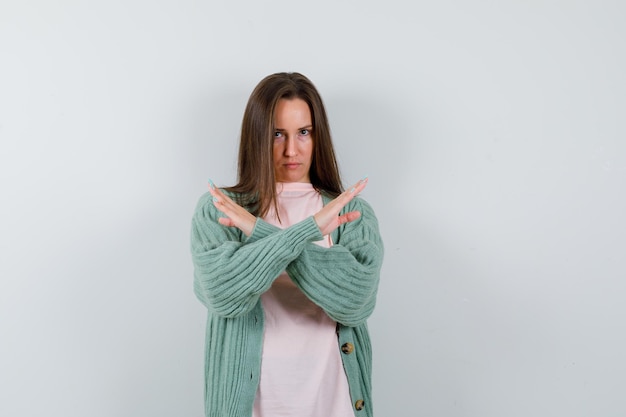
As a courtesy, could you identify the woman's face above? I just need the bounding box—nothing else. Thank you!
[272,98,314,183]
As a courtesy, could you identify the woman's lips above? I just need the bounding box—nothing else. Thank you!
[283,163,301,169]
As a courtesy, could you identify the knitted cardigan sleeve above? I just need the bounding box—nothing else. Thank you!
[246,197,384,327]
[191,191,324,318]
[289,198,383,327]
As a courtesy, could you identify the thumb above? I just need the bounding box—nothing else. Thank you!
[337,211,361,226]
[218,217,236,227]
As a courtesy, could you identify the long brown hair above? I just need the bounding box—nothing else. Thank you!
[226,72,343,217]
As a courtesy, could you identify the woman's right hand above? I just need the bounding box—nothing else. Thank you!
[208,180,257,237]
[314,177,369,236]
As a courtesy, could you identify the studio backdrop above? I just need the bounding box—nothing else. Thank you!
[1,1,625,416]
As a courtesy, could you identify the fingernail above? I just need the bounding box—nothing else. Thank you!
[361,175,368,182]
[350,187,356,193]
[208,179,215,189]
[212,197,219,203]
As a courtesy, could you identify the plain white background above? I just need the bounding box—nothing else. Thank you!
[1,1,625,416]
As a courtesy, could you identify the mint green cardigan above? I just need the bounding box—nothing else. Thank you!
[191,190,384,417]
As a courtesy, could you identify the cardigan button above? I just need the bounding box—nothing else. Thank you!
[341,342,354,354]
[354,399,365,411]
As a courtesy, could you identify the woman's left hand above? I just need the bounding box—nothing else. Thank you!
[313,177,368,236]
[208,181,256,237]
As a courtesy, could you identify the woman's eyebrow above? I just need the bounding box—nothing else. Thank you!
[274,125,313,131]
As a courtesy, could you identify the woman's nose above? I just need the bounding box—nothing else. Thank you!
[284,137,297,156]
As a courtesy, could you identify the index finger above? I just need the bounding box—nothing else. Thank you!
[332,176,368,209]
[346,176,368,198]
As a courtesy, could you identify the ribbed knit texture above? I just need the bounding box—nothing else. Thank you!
[191,190,384,417]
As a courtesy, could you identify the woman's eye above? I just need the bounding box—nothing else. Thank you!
[299,129,310,135]
[274,131,283,138]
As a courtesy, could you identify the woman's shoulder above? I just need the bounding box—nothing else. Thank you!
[348,197,379,226]
[195,190,213,206]
[193,191,216,221]
[194,188,239,216]
[333,195,382,245]
[351,194,375,209]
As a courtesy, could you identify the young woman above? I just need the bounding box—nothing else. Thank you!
[191,72,384,417]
